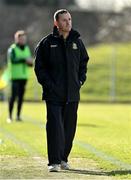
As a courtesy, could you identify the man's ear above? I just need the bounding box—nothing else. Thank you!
[54,20,58,27]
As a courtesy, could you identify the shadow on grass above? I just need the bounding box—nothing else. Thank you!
[78,123,101,128]
[108,170,131,176]
[63,169,131,176]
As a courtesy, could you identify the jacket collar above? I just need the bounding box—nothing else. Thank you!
[52,26,80,41]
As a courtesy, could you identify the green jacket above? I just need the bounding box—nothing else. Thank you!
[8,43,32,80]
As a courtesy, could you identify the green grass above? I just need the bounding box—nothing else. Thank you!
[81,42,131,102]
[0,102,131,179]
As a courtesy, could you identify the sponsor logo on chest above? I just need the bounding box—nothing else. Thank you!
[50,44,58,48]
[72,43,78,49]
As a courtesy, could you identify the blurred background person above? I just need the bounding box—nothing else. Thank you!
[7,30,33,123]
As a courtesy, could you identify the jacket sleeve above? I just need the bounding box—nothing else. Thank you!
[34,38,52,89]
[78,39,89,85]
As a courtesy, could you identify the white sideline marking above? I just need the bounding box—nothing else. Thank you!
[0,127,40,156]
[75,140,131,170]
[24,115,131,170]
[1,112,131,170]
[0,127,46,165]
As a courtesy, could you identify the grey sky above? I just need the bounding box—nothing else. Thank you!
[75,0,131,11]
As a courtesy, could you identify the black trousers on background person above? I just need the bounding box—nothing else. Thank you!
[46,101,79,166]
[9,79,27,120]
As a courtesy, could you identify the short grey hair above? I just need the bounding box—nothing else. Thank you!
[54,9,69,21]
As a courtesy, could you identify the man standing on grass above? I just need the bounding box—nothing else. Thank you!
[7,30,33,123]
[35,9,89,172]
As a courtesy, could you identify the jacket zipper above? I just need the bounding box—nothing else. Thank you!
[64,40,69,104]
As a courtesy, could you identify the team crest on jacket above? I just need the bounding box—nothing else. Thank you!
[72,43,77,49]
[50,44,58,48]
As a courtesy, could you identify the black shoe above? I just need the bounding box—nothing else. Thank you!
[16,117,23,122]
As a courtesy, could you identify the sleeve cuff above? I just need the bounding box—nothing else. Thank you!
[80,81,83,86]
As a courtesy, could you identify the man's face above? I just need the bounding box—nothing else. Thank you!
[55,12,72,33]
[17,35,27,45]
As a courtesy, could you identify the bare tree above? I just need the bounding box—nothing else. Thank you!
[75,0,131,11]
[57,0,74,7]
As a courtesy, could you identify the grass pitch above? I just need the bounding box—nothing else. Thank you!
[0,102,131,179]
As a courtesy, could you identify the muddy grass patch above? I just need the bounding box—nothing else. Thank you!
[0,156,115,179]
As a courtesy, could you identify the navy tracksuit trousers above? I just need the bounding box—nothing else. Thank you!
[45,101,78,165]
[9,79,27,119]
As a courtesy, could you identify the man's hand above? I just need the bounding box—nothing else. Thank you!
[26,58,33,67]
[80,81,83,86]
